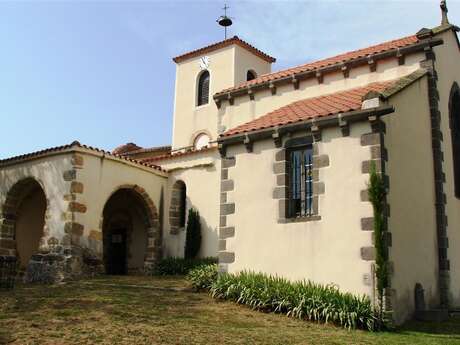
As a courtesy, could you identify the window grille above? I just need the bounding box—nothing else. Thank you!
[288,146,314,217]
[197,71,210,106]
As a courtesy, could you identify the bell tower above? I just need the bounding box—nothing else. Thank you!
[171,39,274,151]
[170,7,275,151]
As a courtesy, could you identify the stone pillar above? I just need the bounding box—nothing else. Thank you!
[218,157,236,273]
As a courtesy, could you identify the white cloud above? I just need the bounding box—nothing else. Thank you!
[230,0,460,70]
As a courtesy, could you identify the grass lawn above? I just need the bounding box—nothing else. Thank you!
[0,276,459,345]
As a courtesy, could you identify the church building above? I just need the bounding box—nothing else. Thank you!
[1,2,459,324]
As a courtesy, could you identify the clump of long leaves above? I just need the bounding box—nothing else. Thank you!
[210,271,380,331]
[187,264,218,291]
[368,161,388,322]
[152,257,217,276]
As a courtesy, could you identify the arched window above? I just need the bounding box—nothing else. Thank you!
[193,133,210,150]
[449,82,460,198]
[169,180,187,234]
[247,70,257,81]
[179,183,187,227]
[197,71,210,106]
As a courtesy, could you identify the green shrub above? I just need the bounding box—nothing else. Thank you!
[210,271,379,331]
[153,257,217,276]
[184,208,201,259]
[187,264,218,290]
[368,161,388,323]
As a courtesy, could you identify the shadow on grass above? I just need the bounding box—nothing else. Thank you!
[394,316,460,338]
[0,332,12,345]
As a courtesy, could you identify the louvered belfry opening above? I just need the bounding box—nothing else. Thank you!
[197,71,210,106]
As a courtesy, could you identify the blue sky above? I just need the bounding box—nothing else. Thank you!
[1,0,459,158]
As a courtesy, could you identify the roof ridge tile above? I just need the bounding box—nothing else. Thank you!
[173,36,275,63]
[216,34,419,96]
[0,142,165,172]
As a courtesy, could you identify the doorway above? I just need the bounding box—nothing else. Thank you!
[106,227,127,275]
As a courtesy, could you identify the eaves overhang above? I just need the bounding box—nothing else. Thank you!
[217,105,395,155]
[213,37,443,107]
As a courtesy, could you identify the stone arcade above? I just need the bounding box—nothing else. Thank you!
[1,2,460,324]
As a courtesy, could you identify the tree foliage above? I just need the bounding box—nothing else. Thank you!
[184,208,201,259]
[368,161,388,321]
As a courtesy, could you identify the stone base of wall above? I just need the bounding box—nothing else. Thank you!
[24,246,103,284]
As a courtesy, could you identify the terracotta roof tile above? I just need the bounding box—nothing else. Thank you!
[119,145,172,157]
[0,141,165,172]
[112,142,143,155]
[141,146,217,163]
[216,34,419,95]
[173,36,276,63]
[222,80,398,137]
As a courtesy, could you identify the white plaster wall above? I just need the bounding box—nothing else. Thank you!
[384,77,439,324]
[219,53,425,135]
[159,150,221,258]
[225,122,374,296]
[434,30,460,307]
[0,154,73,243]
[73,149,167,253]
[233,45,272,85]
[172,46,235,150]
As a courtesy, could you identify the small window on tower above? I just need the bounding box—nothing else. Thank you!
[197,71,210,106]
[247,70,257,81]
[194,133,210,150]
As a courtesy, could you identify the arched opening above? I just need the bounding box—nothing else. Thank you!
[102,186,160,275]
[247,70,257,81]
[169,180,187,235]
[449,82,460,198]
[193,132,210,150]
[197,70,210,106]
[0,178,47,269]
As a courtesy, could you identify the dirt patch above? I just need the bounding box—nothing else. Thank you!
[1,276,459,345]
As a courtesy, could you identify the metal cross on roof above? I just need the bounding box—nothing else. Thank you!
[441,0,450,25]
[217,4,233,39]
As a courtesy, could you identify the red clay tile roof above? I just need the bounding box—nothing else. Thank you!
[112,142,143,155]
[141,146,217,163]
[216,34,419,96]
[173,36,276,63]
[119,145,172,157]
[0,141,165,172]
[222,80,398,137]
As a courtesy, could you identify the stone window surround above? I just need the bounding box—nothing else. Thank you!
[169,180,187,235]
[274,135,329,224]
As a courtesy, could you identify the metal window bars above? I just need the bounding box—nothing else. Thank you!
[289,147,314,218]
[0,256,17,289]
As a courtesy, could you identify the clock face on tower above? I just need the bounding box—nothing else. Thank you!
[199,56,210,70]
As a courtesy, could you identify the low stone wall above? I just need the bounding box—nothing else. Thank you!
[0,255,17,289]
[24,246,103,284]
